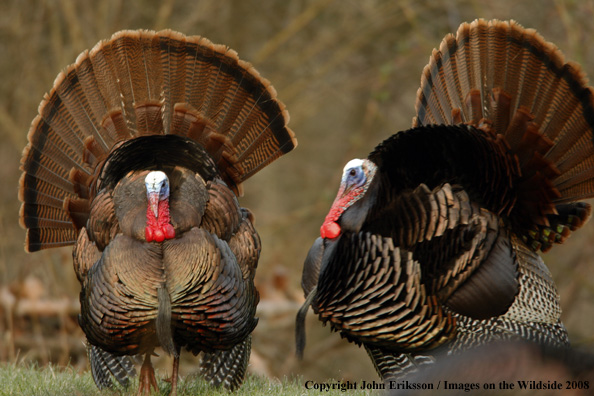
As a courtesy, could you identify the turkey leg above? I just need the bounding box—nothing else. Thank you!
[137,352,158,395]
[170,353,180,396]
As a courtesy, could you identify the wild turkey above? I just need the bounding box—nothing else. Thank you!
[19,29,296,395]
[296,19,594,380]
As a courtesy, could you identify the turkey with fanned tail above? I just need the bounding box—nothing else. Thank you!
[19,29,296,395]
[296,19,594,380]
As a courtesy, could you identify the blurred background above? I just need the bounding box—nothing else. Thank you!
[1,0,594,385]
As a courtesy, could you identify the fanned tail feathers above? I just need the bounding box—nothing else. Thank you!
[199,335,252,391]
[414,19,594,251]
[19,29,297,252]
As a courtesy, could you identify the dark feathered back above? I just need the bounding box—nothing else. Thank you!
[410,19,594,251]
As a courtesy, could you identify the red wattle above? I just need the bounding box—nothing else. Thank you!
[321,221,341,239]
[145,227,154,242]
[153,228,165,242]
[145,198,176,242]
[164,224,175,239]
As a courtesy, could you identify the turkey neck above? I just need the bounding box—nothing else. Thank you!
[145,198,175,243]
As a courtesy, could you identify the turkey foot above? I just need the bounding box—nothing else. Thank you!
[137,353,158,396]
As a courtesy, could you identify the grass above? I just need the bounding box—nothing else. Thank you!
[0,363,99,396]
[0,363,376,396]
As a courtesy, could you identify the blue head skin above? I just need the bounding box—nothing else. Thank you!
[145,171,170,218]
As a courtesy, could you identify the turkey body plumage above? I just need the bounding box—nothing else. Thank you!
[19,30,296,394]
[76,162,259,354]
[297,19,594,380]
[77,161,260,391]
